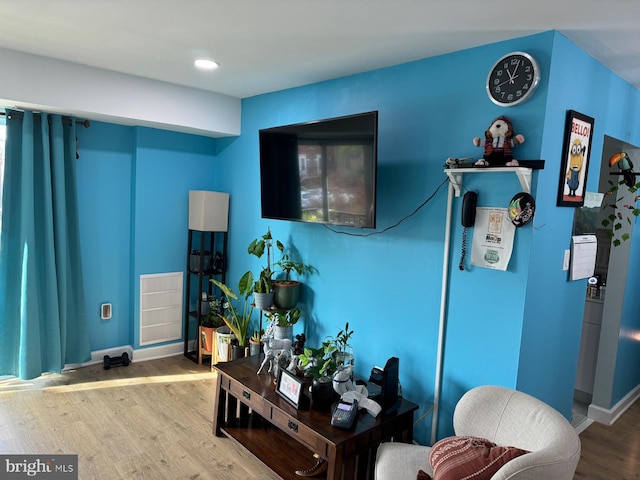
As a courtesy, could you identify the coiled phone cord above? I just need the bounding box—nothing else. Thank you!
[459,227,468,271]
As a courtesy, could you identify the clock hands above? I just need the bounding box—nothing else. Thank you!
[512,58,521,76]
[504,59,521,84]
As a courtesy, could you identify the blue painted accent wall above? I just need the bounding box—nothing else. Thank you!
[76,123,217,351]
[131,127,217,348]
[76,121,133,350]
[216,32,556,443]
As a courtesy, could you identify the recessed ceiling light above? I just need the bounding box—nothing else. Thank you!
[194,58,219,70]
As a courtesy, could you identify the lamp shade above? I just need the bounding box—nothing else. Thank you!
[188,190,229,232]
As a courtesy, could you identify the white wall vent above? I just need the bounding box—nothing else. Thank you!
[140,272,183,346]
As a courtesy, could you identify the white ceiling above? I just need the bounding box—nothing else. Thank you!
[0,0,639,100]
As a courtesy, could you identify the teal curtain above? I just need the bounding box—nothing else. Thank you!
[0,110,91,379]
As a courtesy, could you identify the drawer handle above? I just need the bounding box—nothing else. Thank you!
[288,420,298,433]
[242,390,251,400]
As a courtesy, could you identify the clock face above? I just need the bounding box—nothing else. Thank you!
[486,52,540,106]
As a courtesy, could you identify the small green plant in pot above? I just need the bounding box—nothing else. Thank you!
[297,328,352,412]
[266,306,301,340]
[297,322,354,379]
[245,229,278,308]
[273,252,316,310]
[250,267,274,309]
[211,277,253,348]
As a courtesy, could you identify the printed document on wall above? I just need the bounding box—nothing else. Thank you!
[570,235,597,280]
[471,207,515,271]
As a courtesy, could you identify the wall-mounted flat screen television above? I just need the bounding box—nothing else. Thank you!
[259,111,378,229]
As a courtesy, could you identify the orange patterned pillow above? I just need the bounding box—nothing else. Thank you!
[424,436,529,480]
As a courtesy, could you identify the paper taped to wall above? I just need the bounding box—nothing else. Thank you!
[570,235,597,281]
[471,207,515,271]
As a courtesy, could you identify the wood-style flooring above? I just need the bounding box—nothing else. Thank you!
[574,397,640,480]
[1,354,638,479]
[0,355,278,480]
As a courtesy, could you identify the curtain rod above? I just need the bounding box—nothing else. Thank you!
[0,111,90,128]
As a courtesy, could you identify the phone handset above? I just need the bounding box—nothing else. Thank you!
[459,191,478,271]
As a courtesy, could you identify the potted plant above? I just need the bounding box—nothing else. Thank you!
[266,306,301,340]
[297,322,354,410]
[245,228,278,309]
[273,251,316,310]
[211,277,254,360]
[249,330,263,356]
[199,295,224,355]
[251,267,274,309]
[330,322,355,369]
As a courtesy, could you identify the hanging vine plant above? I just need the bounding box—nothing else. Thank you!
[601,178,640,246]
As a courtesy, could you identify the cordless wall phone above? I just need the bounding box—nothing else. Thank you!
[459,191,477,271]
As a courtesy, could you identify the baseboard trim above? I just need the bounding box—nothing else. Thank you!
[64,342,183,371]
[588,383,640,426]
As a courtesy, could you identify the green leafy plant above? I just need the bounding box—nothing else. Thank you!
[298,341,336,380]
[201,295,224,328]
[330,322,353,354]
[274,253,316,282]
[210,277,254,347]
[297,322,354,380]
[252,267,273,293]
[251,329,264,343]
[244,228,281,293]
[601,179,640,246]
[266,306,301,327]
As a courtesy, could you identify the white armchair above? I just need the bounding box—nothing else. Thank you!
[375,385,580,480]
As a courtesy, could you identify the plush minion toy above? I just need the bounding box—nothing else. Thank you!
[473,116,525,166]
[609,151,636,187]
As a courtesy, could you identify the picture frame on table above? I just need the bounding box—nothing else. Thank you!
[557,110,595,207]
[276,368,306,409]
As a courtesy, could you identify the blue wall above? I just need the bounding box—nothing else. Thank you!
[76,123,217,351]
[215,32,555,443]
[76,122,133,350]
[72,30,640,445]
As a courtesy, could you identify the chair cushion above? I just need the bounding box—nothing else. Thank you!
[426,436,529,480]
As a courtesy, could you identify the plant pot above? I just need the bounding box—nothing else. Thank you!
[254,291,274,310]
[216,326,235,362]
[231,344,246,361]
[199,326,217,353]
[273,281,300,310]
[335,351,355,369]
[274,325,293,341]
[311,376,336,411]
[249,339,261,356]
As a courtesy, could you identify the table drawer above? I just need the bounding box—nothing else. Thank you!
[271,408,329,455]
[227,376,267,416]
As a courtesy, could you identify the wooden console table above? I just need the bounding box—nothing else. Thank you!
[212,355,418,480]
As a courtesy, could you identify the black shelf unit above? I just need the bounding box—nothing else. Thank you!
[184,229,227,363]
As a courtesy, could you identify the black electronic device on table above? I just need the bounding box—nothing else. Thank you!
[367,356,400,411]
[331,399,358,429]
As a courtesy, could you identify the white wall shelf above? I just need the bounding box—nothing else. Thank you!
[444,161,544,197]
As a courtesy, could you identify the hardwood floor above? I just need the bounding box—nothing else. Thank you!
[1,354,638,479]
[574,397,640,480]
[0,355,279,480]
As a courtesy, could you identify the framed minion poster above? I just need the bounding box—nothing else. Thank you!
[557,110,595,207]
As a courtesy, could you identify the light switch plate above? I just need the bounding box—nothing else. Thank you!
[563,250,570,271]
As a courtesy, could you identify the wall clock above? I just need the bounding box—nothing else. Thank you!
[486,51,540,107]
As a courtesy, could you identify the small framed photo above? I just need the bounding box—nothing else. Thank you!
[557,110,595,207]
[276,369,305,409]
